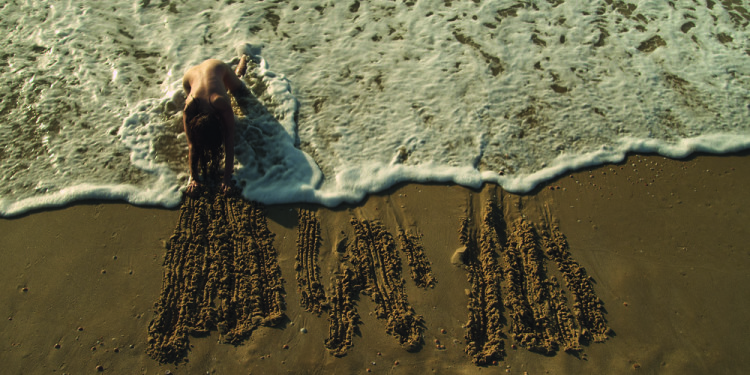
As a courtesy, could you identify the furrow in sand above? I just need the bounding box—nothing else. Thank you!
[462,199,609,364]
[501,217,538,351]
[147,192,285,363]
[460,201,506,365]
[295,210,328,314]
[542,223,611,343]
[349,219,424,351]
[325,269,361,357]
[397,228,436,288]
[504,216,587,354]
[506,218,557,353]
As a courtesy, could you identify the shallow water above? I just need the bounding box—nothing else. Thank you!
[1,0,749,216]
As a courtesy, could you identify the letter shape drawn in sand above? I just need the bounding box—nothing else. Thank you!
[147,192,285,363]
[459,202,506,365]
[397,228,437,289]
[459,199,611,365]
[348,219,424,352]
[295,209,328,315]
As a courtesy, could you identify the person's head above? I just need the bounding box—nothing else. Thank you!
[184,97,223,151]
[186,112,223,153]
[184,99,224,175]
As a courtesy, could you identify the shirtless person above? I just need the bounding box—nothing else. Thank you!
[182,56,248,196]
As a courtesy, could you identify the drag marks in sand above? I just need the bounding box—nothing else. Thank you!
[397,229,437,289]
[149,195,607,364]
[459,204,506,365]
[295,210,328,315]
[504,218,578,354]
[542,224,610,343]
[147,193,285,363]
[459,200,610,364]
[294,216,430,356]
[294,209,360,357]
[348,219,425,352]
[324,269,361,357]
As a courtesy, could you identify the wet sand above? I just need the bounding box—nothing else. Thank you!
[2,153,750,374]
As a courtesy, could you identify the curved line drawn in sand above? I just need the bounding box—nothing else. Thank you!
[325,268,361,357]
[459,203,506,365]
[459,200,611,364]
[505,217,566,354]
[147,192,285,363]
[295,209,328,315]
[542,223,611,343]
[349,219,424,352]
[397,228,437,289]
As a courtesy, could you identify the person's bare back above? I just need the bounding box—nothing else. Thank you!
[182,57,248,196]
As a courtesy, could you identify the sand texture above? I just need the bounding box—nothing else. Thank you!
[295,210,328,315]
[147,192,284,363]
[397,229,437,289]
[2,153,750,374]
[324,268,360,357]
[348,219,425,352]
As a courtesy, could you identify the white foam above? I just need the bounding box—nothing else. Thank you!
[1,0,749,216]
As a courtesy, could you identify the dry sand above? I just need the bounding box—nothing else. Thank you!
[2,153,749,374]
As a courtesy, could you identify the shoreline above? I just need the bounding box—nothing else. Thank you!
[2,153,749,374]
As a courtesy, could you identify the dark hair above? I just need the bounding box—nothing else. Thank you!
[185,99,224,179]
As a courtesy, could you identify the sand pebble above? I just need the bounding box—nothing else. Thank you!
[95,365,104,371]
[394,360,399,365]
[54,343,61,349]
[300,327,308,333]
[282,344,289,349]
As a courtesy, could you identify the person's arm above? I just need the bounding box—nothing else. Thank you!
[183,110,201,195]
[224,61,250,98]
[182,71,192,97]
[235,55,248,78]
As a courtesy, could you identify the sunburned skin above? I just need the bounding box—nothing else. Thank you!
[182,56,249,196]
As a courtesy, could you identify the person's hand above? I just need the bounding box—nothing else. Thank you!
[220,181,237,196]
[186,180,201,198]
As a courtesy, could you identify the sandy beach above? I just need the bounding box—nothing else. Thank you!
[2,152,749,374]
